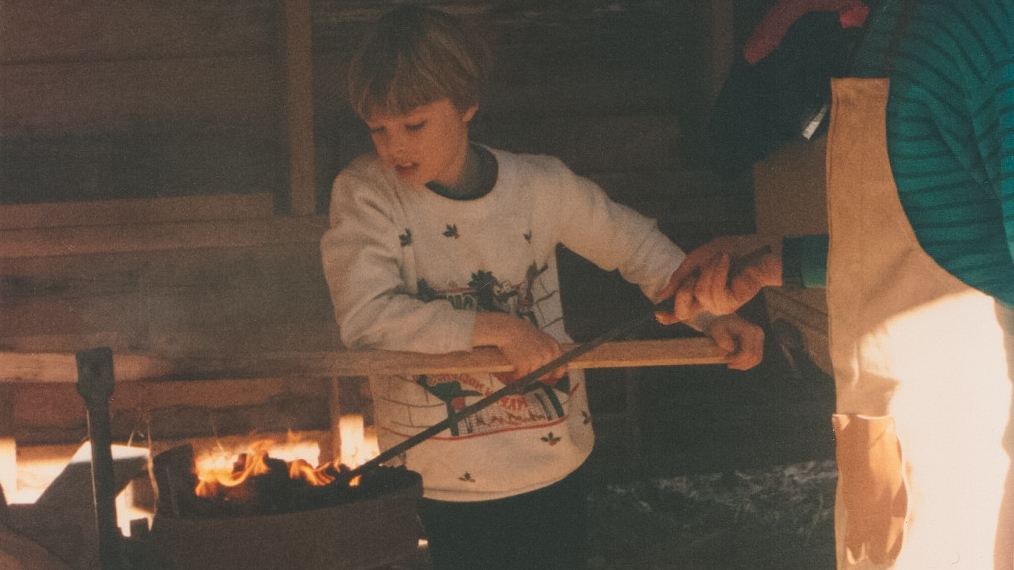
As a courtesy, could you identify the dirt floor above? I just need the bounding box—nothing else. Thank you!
[380,460,837,570]
[580,356,838,569]
[583,460,837,569]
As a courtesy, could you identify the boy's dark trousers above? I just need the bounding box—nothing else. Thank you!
[417,463,588,570]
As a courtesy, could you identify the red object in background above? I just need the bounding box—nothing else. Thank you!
[744,0,870,64]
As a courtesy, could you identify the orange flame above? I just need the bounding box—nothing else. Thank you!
[193,418,379,498]
[193,435,331,498]
[288,458,336,487]
[339,414,380,469]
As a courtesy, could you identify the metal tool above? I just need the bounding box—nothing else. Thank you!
[345,303,658,479]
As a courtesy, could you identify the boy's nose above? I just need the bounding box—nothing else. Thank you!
[390,137,409,158]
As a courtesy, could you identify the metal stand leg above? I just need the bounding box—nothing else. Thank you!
[76,347,124,570]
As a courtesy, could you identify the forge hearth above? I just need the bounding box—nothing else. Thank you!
[147,444,423,570]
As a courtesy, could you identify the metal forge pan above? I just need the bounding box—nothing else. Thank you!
[147,444,423,570]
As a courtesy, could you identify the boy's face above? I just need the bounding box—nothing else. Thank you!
[365,98,477,188]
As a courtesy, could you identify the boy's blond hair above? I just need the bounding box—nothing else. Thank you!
[348,6,492,119]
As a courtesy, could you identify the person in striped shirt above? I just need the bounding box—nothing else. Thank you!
[664,0,1013,568]
[887,0,1014,306]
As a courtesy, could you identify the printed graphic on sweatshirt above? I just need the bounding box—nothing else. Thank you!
[414,372,575,437]
[416,262,561,330]
[372,264,574,439]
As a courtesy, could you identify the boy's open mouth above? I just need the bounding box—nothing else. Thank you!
[395,162,418,177]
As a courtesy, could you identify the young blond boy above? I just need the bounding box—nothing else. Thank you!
[320,6,764,569]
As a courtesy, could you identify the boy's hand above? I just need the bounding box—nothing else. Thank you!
[472,312,566,384]
[702,314,765,370]
[657,235,782,324]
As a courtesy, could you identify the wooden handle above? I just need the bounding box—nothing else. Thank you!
[0,337,726,383]
[327,337,725,376]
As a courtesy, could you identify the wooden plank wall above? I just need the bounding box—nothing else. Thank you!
[0,195,339,446]
[0,0,754,449]
[2,0,746,230]
[0,0,288,206]
[312,0,748,241]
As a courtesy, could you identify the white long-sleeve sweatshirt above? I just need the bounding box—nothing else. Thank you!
[321,147,686,501]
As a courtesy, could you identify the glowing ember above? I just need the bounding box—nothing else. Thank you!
[194,437,329,500]
[193,418,380,501]
[194,433,319,476]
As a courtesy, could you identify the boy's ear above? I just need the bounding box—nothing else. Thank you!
[462,104,478,122]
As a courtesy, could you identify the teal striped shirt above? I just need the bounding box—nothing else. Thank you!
[884,0,1014,306]
[781,0,1014,300]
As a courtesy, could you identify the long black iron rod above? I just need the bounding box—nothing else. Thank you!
[346,307,659,478]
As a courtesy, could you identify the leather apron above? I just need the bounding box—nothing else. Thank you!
[826,77,1013,569]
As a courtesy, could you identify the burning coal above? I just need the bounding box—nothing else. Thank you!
[178,416,392,517]
[149,441,424,570]
[153,443,418,520]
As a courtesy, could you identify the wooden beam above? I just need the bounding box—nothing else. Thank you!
[327,377,344,466]
[0,352,171,384]
[0,338,727,384]
[0,193,274,231]
[0,215,328,259]
[0,1,279,63]
[0,384,15,497]
[2,56,284,133]
[284,0,316,217]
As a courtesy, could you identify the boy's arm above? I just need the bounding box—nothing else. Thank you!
[322,167,474,353]
[541,165,764,369]
[546,162,687,301]
[471,313,566,383]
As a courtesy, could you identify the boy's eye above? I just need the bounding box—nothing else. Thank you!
[406,121,426,132]
[368,126,385,135]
